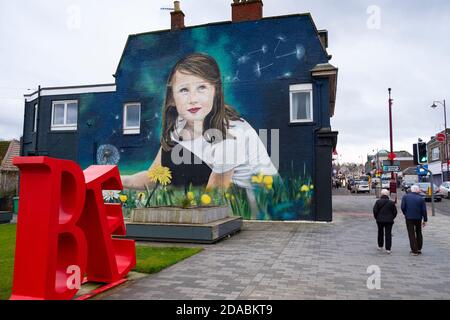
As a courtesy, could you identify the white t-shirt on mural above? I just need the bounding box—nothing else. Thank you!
[170,117,278,189]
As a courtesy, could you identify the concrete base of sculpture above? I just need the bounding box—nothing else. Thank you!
[124,206,242,243]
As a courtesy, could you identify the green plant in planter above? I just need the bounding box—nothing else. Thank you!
[122,182,228,209]
[224,171,314,221]
[174,185,227,209]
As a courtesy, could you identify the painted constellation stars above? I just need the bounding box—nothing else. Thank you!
[237,45,268,65]
[255,62,274,78]
[145,112,160,122]
[274,35,287,54]
[225,71,240,83]
[229,36,306,80]
[275,45,305,60]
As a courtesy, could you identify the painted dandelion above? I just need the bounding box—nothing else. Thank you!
[145,165,173,207]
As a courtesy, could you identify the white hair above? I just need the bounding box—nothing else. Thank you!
[381,189,390,196]
[411,185,420,193]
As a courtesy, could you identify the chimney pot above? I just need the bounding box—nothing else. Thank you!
[174,1,181,12]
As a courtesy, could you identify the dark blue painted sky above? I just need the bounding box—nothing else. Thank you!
[1,0,449,162]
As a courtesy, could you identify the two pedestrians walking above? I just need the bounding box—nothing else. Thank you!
[373,186,428,256]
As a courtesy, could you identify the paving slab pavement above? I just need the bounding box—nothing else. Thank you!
[97,193,450,300]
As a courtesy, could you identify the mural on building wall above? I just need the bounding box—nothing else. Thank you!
[77,16,327,220]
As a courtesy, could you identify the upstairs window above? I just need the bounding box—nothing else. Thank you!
[123,103,141,135]
[431,146,440,162]
[33,104,38,132]
[51,100,78,131]
[290,84,313,123]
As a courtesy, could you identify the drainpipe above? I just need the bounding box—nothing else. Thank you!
[35,85,41,155]
[20,97,27,157]
[313,81,323,221]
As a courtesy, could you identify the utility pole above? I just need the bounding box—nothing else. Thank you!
[388,88,397,202]
[431,100,448,181]
[444,100,448,181]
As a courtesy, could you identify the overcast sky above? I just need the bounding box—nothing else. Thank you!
[1,0,449,163]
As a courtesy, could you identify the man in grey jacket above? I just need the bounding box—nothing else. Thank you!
[401,185,428,256]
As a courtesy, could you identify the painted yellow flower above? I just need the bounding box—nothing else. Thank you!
[266,184,273,190]
[187,192,195,201]
[119,195,128,203]
[147,165,172,186]
[301,185,310,192]
[251,173,264,184]
[310,185,314,190]
[263,175,273,185]
[201,194,212,205]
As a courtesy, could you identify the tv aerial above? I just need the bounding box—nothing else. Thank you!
[160,1,181,11]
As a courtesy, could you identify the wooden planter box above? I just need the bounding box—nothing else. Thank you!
[130,205,231,224]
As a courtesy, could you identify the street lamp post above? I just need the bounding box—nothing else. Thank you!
[388,89,394,176]
[431,100,448,182]
[388,89,397,201]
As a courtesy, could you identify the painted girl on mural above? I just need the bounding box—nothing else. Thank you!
[121,53,278,192]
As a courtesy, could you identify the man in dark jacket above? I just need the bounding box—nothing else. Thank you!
[401,185,428,256]
[373,189,398,253]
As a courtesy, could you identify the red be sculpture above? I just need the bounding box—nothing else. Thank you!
[10,157,136,300]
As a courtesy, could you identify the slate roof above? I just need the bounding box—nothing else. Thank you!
[0,140,20,171]
[0,141,9,162]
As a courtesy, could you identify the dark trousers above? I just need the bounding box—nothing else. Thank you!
[406,219,423,253]
[377,222,394,250]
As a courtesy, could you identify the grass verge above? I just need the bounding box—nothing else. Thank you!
[0,224,202,300]
[0,224,16,300]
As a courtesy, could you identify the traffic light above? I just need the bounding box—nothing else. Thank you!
[413,143,418,165]
[417,142,428,164]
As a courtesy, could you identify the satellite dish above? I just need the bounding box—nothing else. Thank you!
[96,144,120,165]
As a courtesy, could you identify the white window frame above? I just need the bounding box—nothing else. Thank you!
[33,103,38,132]
[51,100,78,131]
[289,84,313,123]
[123,103,141,135]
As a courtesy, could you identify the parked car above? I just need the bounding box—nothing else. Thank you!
[401,180,414,191]
[357,181,370,193]
[381,179,390,189]
[439,181,450,199]
[407,182,444,202]
[351,180,370,194]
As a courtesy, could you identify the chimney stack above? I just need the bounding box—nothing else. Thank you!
[318,30,328,49]
[171,1,185,30]
[232,0,263,23]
